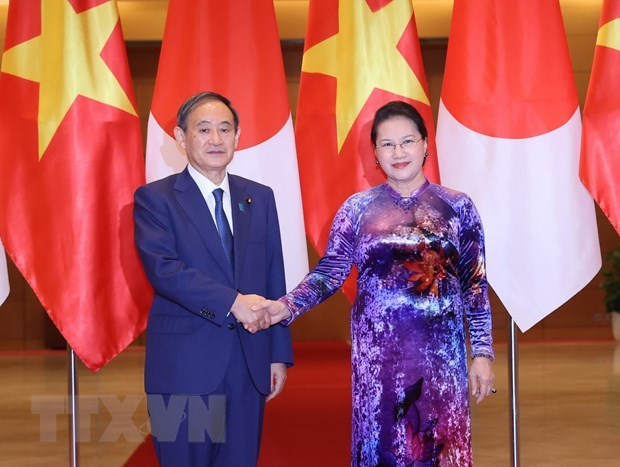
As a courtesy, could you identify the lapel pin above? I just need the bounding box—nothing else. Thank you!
[239,198,252,212]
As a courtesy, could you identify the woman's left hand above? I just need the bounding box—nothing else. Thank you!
[469,356,495,404]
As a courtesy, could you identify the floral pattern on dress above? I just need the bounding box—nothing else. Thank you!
[280,181,493,466]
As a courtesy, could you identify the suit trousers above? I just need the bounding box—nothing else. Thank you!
[148,328,266,466]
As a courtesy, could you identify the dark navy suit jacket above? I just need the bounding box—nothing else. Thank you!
[134,168,293,395]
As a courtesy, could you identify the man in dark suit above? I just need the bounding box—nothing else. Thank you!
[133,91,293,466]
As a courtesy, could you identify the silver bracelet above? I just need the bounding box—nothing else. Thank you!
[471,353,494,362]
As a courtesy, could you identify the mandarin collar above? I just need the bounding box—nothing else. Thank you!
[384,179,430,200]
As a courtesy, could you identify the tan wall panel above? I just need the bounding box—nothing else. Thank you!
[413,0,453,38]
[560,0,603,35]
[117,2,167,41]
[275,1,308,39]
[568,35,598,73]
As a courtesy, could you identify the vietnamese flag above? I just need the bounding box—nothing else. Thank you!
[145,0,308,291]
[436,0,601,331]
[295,0,439,300]
[581,0,620,235]
[0,0,151,370]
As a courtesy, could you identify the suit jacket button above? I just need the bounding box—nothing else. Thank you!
[227,323,235,330]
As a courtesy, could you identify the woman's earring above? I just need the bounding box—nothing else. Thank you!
[375,159,379,165]
[423,151,428,166]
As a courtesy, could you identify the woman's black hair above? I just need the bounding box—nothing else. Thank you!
[370,101,427,145]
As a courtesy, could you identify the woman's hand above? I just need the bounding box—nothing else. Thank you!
[251,299,292,325]
[469,356,495,404]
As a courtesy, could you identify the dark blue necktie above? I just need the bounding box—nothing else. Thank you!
[212,188,234,269]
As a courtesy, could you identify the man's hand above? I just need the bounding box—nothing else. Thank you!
[230,294,270,333]
[251,299,291,325]
[266,363,287,402]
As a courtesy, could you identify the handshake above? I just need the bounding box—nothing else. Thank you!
[230,294,292,334]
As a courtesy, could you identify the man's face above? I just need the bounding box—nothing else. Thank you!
[174,100,240,181]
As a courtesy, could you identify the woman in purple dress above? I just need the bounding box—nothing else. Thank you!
[257,101,495,466]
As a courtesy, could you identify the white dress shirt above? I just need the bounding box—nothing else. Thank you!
[187,164,234,234]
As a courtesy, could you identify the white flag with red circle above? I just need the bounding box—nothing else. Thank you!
[436,0,601,331]
[145,0,308,290]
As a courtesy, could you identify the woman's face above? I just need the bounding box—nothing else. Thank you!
[374,116,428,193]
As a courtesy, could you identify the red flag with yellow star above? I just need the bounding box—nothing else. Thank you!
[0,0,151,371]
[581,0,620,235]
[295,0,439,300]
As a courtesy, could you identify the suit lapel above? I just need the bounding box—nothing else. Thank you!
[229,175,251,286]
[174,169,234,284]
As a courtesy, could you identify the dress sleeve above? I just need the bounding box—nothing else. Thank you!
[457,196,494,359]
[279,198,358,323]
